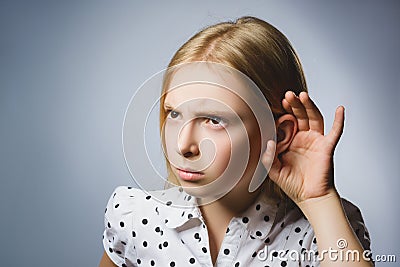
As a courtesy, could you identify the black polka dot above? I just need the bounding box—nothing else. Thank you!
[121,241,126,245]
[226,227,230,233]
[166,200,172,206]
[137,259,141,264]
[313,237,317,244]
[202,247,207,253]
[132,231,136,237]
[256,204,261,210]
[107,222,111,228]
[242,217,249,223]
[115,250,122,255]
[158,244,162,249]
[256,231,262,236]
[170,262,175,267]
[114,204,119,208]
[299,239,303,246]
[224,249,230,255]
[143,241,148,247]
[252,251,257,257]
[108,247,113,253]
[294,227,301,233]
[163,241,168,247]
[235,262,240,267]
[142,218,148,225]
[281,261,287,266]
[120,221,125,227]
[189,258,195,264]
[272,251,278,257]
[194,233,200,239]
[122,264,127,267]
[150,260,155,266]
[155,227,160,232]
[188,213,193,219]
[264,215,270,222]
[146,195,151,200]
[280,221,285,227]
[264,237,270,244]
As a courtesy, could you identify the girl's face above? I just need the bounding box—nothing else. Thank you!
[162,71,262,199]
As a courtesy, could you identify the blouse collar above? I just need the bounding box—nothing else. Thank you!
[153,186,281,239]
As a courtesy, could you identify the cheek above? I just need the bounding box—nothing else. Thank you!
[214,138,231,163]
[163,122,179,155]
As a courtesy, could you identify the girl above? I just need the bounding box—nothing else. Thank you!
[99,16,372,267]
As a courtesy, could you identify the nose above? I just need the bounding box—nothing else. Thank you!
[177,120,200,158]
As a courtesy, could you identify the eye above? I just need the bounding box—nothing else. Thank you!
[166,110,180,119]
[205,116,227,128]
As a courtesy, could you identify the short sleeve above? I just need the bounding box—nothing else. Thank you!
[102,186,137,267]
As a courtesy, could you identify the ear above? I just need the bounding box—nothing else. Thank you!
[275,114,298,154]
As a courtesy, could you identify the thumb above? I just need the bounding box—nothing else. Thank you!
[261,140,281,181]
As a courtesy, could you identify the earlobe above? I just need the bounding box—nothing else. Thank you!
[275,114,298,154]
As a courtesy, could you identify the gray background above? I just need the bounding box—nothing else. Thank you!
[0,0,399,266]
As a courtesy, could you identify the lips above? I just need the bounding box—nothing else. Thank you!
[176,168,204,181]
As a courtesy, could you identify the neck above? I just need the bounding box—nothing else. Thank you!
[198,185,264,226]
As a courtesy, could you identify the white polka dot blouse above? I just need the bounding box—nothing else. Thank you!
[103,186,371,267]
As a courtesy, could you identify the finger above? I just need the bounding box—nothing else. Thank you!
[285,91,310,131]
[299,92,324,133]
[327,106,345,148]
[282,98,294,114]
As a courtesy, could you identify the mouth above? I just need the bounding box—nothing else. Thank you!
[176,167,205,182]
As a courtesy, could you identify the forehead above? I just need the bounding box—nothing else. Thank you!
[165,83,249,111]
[165,66,253,113]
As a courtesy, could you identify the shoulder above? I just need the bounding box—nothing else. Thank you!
[105,186,143,214]
[104,186,167,228]
[277,197,371,250]
[102,186,197,266]
[103,186,155,266]
[102,186,139,266]
[340,198,371,250]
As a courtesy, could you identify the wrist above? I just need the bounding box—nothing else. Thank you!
[296,188,341,219]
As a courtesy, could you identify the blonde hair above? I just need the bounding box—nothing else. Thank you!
[160,16,307,198]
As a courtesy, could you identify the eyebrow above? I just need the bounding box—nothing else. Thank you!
[164,102,243,119]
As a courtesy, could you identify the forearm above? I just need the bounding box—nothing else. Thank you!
[297,190,373,267]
